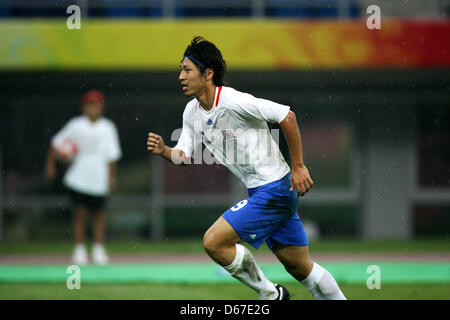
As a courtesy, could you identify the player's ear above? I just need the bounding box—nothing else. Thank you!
[205,68,214,82]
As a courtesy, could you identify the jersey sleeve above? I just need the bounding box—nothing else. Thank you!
[173,106,195,158]
[51,118,77,148]
[106,122,122,162]
[231,91,291,124]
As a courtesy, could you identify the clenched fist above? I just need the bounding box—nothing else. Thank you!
[147,132,166,155]
[289,164,314,197]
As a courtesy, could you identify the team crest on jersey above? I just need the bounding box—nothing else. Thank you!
[221,129,235,140]
[207,119,213,125]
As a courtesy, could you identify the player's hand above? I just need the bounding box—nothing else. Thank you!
[290,164,314,197]
[147,132,166,155]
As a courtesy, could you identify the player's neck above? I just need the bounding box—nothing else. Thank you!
[196,84,216,112]
[85,114,100,123]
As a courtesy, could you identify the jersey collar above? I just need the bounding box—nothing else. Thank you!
[198,86,223,112]
[212,86,223,108]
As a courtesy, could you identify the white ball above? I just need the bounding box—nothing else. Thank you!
[56,139,78,163]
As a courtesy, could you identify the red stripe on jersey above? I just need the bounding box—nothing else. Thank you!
[215,86,222,107]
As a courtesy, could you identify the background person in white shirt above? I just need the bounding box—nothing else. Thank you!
[148,36,346,300]
[45,90,122,265]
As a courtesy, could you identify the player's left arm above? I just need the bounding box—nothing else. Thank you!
[107,122,122,191]
[109,162,117,190]
[280,111,314,197]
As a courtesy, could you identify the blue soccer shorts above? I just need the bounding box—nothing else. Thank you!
[222,173,309,251]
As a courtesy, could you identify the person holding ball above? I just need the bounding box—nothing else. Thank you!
[45,90,122,265]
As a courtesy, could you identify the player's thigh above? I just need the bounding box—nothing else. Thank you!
[203,216,242,249]
[74,204,89,218]
[273,241,313,273]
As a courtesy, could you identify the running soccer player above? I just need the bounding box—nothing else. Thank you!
[147,36,346,300]
[45,90,122,265]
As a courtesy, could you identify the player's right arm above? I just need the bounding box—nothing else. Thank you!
[147,132,189,166]
[45,118,77,181]
[45,146,57,181]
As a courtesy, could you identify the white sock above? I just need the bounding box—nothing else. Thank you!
[223,243,277,300]
[301,262,346,300]
[74,244,86,252]
[93,243,105,251]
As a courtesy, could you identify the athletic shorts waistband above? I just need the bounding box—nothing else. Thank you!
[247,173,290,193]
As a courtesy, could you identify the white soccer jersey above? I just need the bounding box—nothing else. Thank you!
[52,115,122,196]
[175,86,291,188]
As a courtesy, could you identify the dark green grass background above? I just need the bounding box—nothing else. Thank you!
[2,238,449,254]
[1,283,449,300]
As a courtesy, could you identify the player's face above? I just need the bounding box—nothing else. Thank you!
[83,102,103,121]
[179,58,207,97]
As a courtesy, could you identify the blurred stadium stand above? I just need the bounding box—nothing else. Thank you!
[1,69,449,241]
[0,0,449,19]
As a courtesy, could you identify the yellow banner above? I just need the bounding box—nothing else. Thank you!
[1,19,449,70]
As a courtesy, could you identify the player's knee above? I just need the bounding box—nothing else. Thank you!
[202,233,218,256]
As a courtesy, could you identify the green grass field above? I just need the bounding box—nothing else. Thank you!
[1,238,449,300]
[0,283,448,300]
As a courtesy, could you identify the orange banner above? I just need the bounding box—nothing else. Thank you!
[0,19,449,69]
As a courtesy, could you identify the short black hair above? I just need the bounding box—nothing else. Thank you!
[183,36,227,86]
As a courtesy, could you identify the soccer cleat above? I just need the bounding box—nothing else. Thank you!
[72,244,88,266]
[274,284,290,300]
[92,244,110,265]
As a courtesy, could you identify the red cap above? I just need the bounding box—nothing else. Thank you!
[82,90,104,105]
